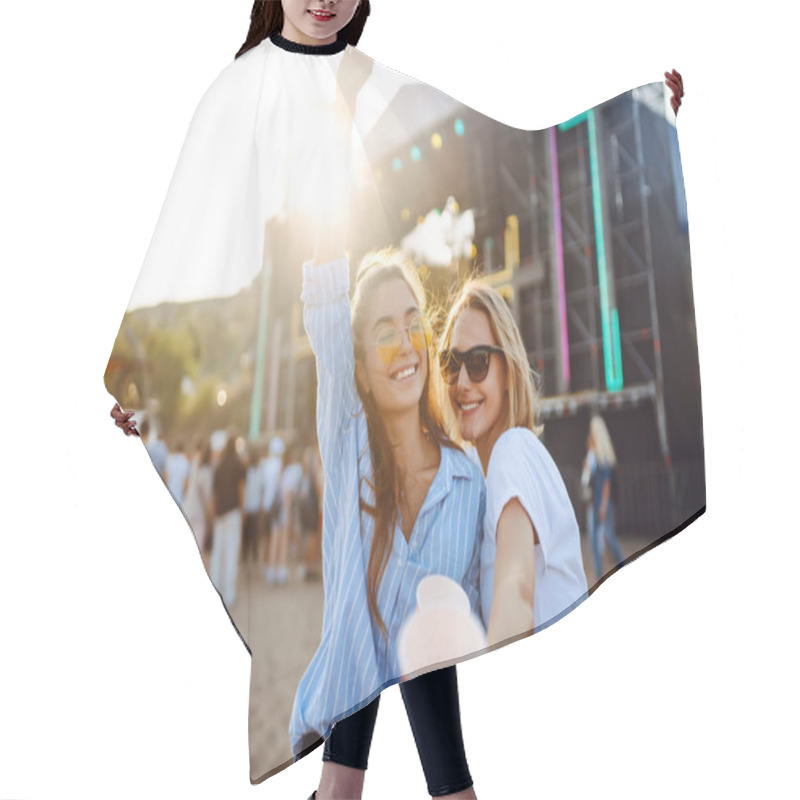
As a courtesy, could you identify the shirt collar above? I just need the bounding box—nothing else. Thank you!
[443,442,474,480]
[358,440,471,515]
[417,443,471,515]
[269,32,348,56]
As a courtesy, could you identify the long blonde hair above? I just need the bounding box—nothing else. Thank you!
[351,248,457,640]
[590,415,617,466]
[438,280,542,442]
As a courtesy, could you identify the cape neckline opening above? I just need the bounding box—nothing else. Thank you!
[269,32,348,55]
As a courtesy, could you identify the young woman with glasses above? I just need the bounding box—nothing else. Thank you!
[295,243,485,799]
[437,282,588,647]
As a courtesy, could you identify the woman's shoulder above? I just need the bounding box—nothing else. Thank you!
[488,427,554,478]
[490,427,538,461]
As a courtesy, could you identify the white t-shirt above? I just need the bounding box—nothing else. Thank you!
[481,427,588,631]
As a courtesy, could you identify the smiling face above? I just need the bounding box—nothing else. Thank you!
[448,307,509,461]
[281,0,361,46]
[356,278,429,418]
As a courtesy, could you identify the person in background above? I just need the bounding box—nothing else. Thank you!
[209,430,246,608]
[584,415,625,581]
[165,437,190,508]
[184,437,214,569]
[275,442,303,585]
[135,415,168,484]
[297,444,322,581]
[199,441,216,567]
[260,436,285,585]
[242,441,263,567]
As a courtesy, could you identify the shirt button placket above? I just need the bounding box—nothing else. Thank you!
[387,548,408,644]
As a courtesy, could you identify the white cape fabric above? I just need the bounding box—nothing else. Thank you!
[104,34,704,784]
[122,38,410,311]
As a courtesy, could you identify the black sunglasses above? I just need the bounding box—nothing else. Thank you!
[439,345,505,385]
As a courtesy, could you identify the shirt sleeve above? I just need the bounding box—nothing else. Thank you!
[301,256,362,471]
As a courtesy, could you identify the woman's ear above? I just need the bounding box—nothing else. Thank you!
[355,359,370,395]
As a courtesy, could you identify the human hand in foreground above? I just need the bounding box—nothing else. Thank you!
[110,402,139,437]
[397,576,487,678]
[665,69,684,115]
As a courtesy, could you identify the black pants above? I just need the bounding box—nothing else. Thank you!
[322,665,472,797]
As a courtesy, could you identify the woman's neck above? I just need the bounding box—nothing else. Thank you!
[383,409,438,479]
[476,423,508,475]
[281,20,337,47]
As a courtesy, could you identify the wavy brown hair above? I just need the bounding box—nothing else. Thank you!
[235,0,372,59]
[352,248,459,640]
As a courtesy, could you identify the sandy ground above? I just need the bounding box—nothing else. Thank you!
[224,560,324,781]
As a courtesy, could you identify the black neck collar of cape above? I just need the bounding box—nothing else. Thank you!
[269,32,347,55]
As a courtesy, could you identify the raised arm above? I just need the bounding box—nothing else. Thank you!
[301,258,361,471]
[301,51,373,468]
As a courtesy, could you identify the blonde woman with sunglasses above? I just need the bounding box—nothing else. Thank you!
[438,282,588,648]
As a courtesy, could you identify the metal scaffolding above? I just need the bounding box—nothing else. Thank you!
[261,82,703,534]
[461,83,698,528]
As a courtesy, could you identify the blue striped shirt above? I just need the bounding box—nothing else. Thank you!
[289,256,485,756]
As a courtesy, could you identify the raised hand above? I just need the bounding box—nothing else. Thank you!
[110,402,139,437]
[397,576,487,677]
[665,69,684,115]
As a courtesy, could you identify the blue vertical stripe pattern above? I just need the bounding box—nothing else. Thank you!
[289,256,485,756]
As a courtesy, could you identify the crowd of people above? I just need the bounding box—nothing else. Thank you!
[125,408,624,600]
[136,415,323,609]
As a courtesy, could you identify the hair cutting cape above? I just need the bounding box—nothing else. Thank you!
[104,33,704,784]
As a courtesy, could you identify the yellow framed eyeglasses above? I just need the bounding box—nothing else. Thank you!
[375,315,432,365]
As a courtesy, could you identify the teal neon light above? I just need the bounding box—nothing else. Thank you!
[611,308,623,389]
[559,110,624,391]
